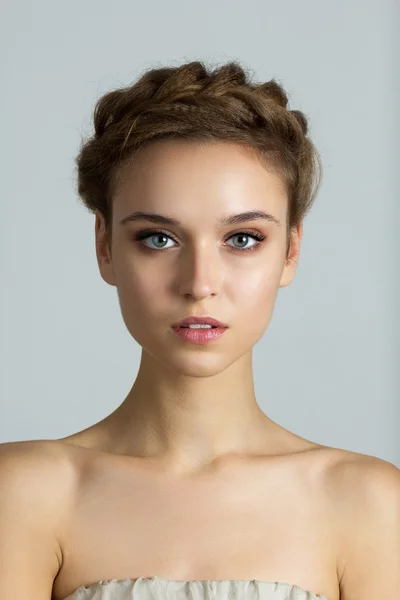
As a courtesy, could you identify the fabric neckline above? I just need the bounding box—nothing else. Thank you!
[64,575,330,600]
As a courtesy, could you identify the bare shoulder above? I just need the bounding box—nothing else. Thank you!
[319,445,399,509]
[0,440,80,597]
[0,439,79,543]
[323,446,399,493]
[0,438,80,490]
[320,447,400,591]
[0,438,79,477]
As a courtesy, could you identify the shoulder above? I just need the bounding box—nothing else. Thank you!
[324,447,399,495]
[0,438,79,480]
[0,439,79,538]
[322,447,400,593]
[0,438,80,492]
[0,440,81,594]
[320,446,399,511]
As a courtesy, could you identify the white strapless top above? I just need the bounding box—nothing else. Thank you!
[61,576,330,600]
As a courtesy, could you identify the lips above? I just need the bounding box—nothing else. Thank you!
[172,316,228,328]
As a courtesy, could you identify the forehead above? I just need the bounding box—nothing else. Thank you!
[112,139,288,223]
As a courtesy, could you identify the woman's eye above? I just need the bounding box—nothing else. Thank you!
[226,233,260,250]
[140,233,176,250]
[134,230,265,252]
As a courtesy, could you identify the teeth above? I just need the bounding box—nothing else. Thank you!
[186,324,213,329]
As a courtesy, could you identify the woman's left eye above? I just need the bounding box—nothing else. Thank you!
[133,230,266,252]
[226,232,265,251]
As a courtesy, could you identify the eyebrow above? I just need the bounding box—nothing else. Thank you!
[120,209,282,228]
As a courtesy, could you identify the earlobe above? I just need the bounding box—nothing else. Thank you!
[279,260,296,288]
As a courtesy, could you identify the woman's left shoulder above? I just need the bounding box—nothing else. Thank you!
[316,444,400,504]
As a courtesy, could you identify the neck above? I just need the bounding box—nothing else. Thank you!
[99,348,281,474]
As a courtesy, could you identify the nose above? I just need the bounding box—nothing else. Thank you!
[177,241,222,300]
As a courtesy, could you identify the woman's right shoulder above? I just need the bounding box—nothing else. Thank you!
[0,440,78,597]
[0,438,75,463]
[0,439,79,504]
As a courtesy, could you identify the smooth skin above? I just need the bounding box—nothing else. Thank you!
[77,138,311,472]
[0,140,399,600]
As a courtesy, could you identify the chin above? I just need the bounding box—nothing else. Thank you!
[153,346,235,378]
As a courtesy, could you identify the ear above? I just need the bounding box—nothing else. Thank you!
[95,212,117,287]
[279,221,303,288]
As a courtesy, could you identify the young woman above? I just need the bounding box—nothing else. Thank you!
[1,60,399,600]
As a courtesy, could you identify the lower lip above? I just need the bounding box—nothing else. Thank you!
[171,326,227,344]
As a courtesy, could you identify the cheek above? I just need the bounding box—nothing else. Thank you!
[231,270,281,337]
[115,263,171,334]
[234,267,280,305]
[115,253,165,299]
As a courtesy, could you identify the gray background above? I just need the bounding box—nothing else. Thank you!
[1,0,398,466]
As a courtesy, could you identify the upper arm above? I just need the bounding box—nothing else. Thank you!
[337,457,400,600]
[0,441,71,600]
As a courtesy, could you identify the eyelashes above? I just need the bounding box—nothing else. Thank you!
[132,229,266,253]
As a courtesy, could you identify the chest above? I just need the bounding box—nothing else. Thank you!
[53,457,339,600]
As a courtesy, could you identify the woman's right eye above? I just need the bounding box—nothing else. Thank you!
[133,230,176,250]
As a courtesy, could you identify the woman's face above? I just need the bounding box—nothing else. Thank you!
[95,139,302,376]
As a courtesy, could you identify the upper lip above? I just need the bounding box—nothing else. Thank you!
[172,315,228,328]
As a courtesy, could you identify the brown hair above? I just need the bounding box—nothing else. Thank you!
[74,60,323,258]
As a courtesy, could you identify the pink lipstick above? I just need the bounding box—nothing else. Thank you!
[171,315,228,345]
